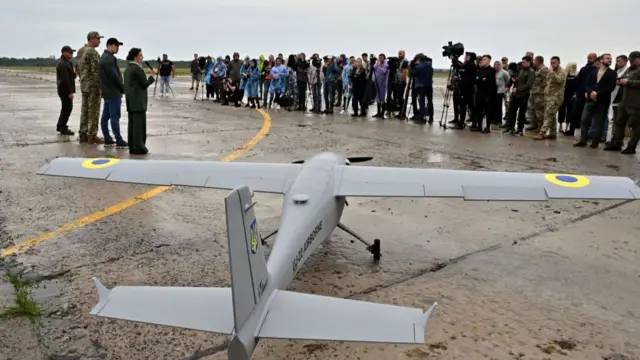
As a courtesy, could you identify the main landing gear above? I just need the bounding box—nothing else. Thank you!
[260,223,381,260]
[337,222,381,260]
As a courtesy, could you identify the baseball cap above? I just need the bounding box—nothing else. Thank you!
[106,37,123,46]
[629,51,640,61]
[61,45,76,53]
[87,31,104,40]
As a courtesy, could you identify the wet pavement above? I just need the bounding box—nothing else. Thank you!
[0,69,639,360]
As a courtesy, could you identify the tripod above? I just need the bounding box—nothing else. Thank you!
[194,70,205,101]
[398,76,413,121]
[439,64,456,129]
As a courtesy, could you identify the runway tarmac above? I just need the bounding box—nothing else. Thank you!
[0,69,639,360]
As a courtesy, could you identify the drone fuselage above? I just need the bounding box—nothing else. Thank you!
[229,152,347,358]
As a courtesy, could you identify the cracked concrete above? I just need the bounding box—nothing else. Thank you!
[0,69,639,360]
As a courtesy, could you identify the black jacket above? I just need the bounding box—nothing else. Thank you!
[563,75,577,102]
[475,65,497,97]
[99,51,125,99]
[123,62,154,112]
[459,61,477,93]
[513,67,535,98]
[575,63,596,99]
[584,67,617,105]
[56,57,76,96]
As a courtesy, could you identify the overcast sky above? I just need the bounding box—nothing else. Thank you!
[1,0,637,69]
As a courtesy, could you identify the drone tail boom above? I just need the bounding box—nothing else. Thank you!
[225,185,270,331]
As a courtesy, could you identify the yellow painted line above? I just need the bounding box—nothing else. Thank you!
[1,110,272,258]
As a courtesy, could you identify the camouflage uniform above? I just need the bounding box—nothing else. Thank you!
[77,32,103,143]
[535,67,566,139]
[525,65,549,131]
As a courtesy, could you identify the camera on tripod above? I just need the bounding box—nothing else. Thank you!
[442,41,465,68]
[198,56,207,71]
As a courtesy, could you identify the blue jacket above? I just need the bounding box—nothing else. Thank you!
[323,62,340,83]
[410,61,433,88]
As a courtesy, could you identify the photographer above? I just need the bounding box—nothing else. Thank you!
[322,56,340,114]
[471,55,497,133]
[295,53,309,111]
[451,52,477,129]
[392,51,409,118]
[409,53,433,124]
[334,54,347,108]
[308,55,324,113]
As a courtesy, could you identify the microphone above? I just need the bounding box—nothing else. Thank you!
[144,61,154,70]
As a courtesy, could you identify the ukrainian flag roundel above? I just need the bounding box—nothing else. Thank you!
[544,174,590,188]
[81,158,120,169]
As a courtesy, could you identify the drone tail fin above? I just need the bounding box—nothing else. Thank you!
[225,185,270,332]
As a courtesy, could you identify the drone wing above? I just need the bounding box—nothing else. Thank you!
[335,166,640,201]
[36,157,301,194]
[257,290,436,344]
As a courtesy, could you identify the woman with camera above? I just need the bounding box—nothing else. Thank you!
[350,58,368,117]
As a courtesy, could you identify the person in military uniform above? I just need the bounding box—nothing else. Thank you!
[123,47,156,155]
[525,56,549,132]
[604,51,640,154]
[533,56,566,140]
[55,45,76,135]
[76,31,104,144]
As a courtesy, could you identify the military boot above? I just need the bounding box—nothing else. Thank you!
[78,133,89,143]
[88,135,105,145]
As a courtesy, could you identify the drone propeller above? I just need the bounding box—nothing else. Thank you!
[291,156,373,165]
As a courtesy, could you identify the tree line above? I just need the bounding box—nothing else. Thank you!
[0,56,449,73]
[0,57,193,69]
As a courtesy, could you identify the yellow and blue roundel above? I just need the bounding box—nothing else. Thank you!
[544,174,590,188]
[81,158,120,169]
[250,219,259,254]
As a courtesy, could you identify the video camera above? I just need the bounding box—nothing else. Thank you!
[198,56,206,70]
[442,41,465,68]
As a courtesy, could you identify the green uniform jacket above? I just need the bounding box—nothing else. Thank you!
[123,62,155,113]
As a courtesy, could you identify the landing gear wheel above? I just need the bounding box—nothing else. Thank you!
[368,239,381,260]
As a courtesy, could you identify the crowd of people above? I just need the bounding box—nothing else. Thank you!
[54,30,640,156]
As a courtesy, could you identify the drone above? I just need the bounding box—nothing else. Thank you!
[37,152,640,359]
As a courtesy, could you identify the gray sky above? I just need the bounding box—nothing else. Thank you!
[1,0,637,69]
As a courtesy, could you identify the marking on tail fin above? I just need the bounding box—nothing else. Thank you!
[250,219,258,254]
[225,185,270,332]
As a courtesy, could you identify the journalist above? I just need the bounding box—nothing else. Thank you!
[471,55,497,133]
[99,37,127,148]
[322,56,340,114]
[409,53,433,124]
[451,52,477,129]
[295,53,309,111]
[308,55,323,113]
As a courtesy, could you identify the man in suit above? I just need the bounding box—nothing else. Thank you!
[574,53,618,148]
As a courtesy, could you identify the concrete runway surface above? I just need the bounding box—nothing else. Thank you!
[0,69,639,360]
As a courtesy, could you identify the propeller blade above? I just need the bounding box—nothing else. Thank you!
[346,156,373,163]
